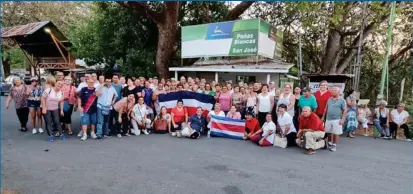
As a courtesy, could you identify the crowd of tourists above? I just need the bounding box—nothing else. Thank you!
[5,72,411,155]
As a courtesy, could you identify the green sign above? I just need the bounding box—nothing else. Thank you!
[229,30,258,56]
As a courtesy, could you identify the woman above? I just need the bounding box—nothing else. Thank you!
[271,89,281,124]
[249,113,276,146]
[217,85,231,115]
[119,76,126,88]
[122,78,139,101]
[373,101,390,138]
[198,83,206,93]
[257,84,274,127]
[152,106,171,134]
[207,103,225,136]
[232,86,244,115]
[277,84,295,117]
[344,90,358,138]
[293,87,301,130]
[117,94,135,137]
[358,104,371,136]
[390,103,411,141]
[202,83,215,96]
[277,104,297,147]
[226,105,241,119]
[61,76,77,136]
[27,77,43,134]
[171,99,188,137]
[6,77,29,132]
[41,78,65,142]
[245,86,258,117]
[131,96,151,136]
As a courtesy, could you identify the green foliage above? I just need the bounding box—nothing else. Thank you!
[2,47,26,69]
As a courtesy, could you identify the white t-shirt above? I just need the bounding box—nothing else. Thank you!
[258,93,271,112]
[133,104,147,121]
[76,82,100,92]
[261,121,276,144]
[207,110,225,128]
[390,110,409,125]
[277,112,296,135]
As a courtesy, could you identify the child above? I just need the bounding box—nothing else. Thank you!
[358,104,371,136]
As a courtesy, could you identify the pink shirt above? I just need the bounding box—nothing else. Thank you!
[218,92,231,111]
[61,85,77,104]
[226,111,241,120]
[42,88,63,110]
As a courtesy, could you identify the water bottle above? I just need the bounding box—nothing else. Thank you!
[207,131,211,138]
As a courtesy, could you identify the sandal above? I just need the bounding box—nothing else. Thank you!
[68,131,73,136]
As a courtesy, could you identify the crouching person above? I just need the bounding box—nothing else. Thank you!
[243,111,261,141]
[131,97,151,135]
[184,107,207,139]
[297,106,327,155]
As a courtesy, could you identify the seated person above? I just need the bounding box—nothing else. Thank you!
[373,100,390,138]
[171,99,188,137]
[186,107,207,139]
[131,96,152,135]
[297,106,327,155]
[226,105,241,119]
[251,113,276,146]
[243,111,261,140]
[207,103,225,135]
[277,104,297,147]
[152,106,171,134]
[390,103,411,141]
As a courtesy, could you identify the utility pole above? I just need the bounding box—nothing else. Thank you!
[298,34,303,88]
[379,2,396,98]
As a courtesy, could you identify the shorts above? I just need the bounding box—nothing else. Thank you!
[81,112,97,126]
[28,100,41,110]
[325,120,343,135]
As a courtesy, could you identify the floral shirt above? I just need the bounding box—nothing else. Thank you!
[10,85,28,109]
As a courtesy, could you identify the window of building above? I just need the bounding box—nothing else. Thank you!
[237,75,256,83]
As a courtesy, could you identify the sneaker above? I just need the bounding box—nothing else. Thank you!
[304,148,316,155]
[329,145,337,152]
[81,134,87,141]
[363,133,368,137]
[90,132,97,139]
[177,132,182,138]
[405,139,412,142]
[32,128,38,134]
[60,135,67,140]
[38,128,44,133]
[142,129,149,135]
[77,131,83,137]
[103,135,109,138]
[117,134,122,138]
[125,133,131,137]
[132,129,141,136]
[48,136,55,142]
[383,136,389,139]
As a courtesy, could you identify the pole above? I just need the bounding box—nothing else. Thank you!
[298,34,303,88]
[379,2,396,97]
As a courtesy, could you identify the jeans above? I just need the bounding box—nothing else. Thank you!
[373,119,390,137]
[96,107,110,137]
[16,107,29,129]
[44,110,62,136]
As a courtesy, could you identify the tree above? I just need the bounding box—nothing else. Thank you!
[118,1,254,79]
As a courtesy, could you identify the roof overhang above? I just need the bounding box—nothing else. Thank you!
[169,66,291,73]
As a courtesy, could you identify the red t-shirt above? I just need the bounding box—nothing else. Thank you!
[245,118,260,134]
[171,107,187,123]
[314,90,332,116]
[299,113,325,132]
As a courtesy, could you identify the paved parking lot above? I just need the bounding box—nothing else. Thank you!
[1,97,412,194]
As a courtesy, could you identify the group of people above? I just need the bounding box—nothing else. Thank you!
[5,72,411,154]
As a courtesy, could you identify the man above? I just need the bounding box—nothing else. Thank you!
[76,74,100,92]
[98,75,105,85]
[390,103,411,141]
[110,74,123,131]
[150,77,158,91]
[187,107,207,139]
[268,81,276,96]
[298,87,318,112]
[91,73,99,86]
[253,83,261,93]
[243,111,261,140]
[95,77,118,139]
[142,81,154,118]
[56,71,64,81]
[297,106,327,155]
[78,79,98,141]
[180,76,186,85]
[314,80,332,118]
[323,87,346,151]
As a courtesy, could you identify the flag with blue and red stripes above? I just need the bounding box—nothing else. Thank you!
[210,115,245,140]
[158,91,215,116]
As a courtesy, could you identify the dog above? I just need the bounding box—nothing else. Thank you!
[396,127,406,141]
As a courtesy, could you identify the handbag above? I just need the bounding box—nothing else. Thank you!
[154,116,167,132]
[273,134,287,148]
[100,104,111,115]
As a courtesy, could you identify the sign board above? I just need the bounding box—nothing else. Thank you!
[309,82,346,93]
[181,18,283,59]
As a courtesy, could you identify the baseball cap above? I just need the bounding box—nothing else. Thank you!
[31,77,38,81]
[302,87,311,92]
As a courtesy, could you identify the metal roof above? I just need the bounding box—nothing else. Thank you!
[1,21,50,38]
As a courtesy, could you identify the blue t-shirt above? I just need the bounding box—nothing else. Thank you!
[326,97,346,120]
[298,95,318,111]
[112,83,123,102]
[79,87,97,114]
[143,88,153,107]
[189,114,207,133]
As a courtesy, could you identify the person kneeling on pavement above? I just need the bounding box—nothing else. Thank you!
[182,107,207,139]
[131,97,151,135]
[297,106,327,155]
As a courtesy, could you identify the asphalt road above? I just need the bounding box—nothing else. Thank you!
[1,97,412,194]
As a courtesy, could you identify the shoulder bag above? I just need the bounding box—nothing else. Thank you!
[154,115,168,132]
[273,134,287,148]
